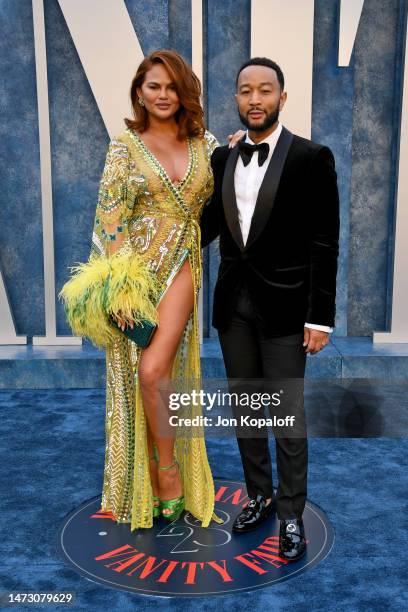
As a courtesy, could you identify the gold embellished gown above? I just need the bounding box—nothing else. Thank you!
[60,128,220,531]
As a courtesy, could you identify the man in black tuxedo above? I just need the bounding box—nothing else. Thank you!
[200,58,339,562]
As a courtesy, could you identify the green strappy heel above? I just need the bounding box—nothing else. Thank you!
[149,454,160,519]
[158,460,185,521]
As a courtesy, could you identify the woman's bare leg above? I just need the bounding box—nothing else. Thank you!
[138,258,194,510]
[146,423,160,507]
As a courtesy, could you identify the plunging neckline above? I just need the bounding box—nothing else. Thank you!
[132,131,193,191]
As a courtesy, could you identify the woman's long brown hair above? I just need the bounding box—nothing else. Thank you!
[124,49,205,139]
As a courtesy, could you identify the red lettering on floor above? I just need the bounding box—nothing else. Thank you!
[234,553,267,575]
[206,560,233,582]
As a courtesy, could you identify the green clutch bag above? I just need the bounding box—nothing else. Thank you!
[107,247,190,349]
[109,315,157,348]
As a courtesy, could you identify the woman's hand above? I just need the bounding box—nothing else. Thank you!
[228,129,246,149]
[112,309,134,331]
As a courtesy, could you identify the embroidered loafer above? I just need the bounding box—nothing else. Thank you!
[279,518,306,562]
[232,494,276,533]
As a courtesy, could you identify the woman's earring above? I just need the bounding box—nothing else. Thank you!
[138,97,145,107]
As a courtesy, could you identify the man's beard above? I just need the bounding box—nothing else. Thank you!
[239,106,280,132]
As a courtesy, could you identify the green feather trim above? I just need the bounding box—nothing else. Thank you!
[58,252,159,348]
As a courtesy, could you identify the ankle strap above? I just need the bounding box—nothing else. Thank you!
[158,460,178,471]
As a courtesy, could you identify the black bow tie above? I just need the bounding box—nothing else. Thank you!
[238,140,270,167]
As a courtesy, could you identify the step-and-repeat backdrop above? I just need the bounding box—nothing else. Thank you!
[1,0,407,344]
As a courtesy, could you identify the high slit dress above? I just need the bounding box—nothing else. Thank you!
[60,128,222,531]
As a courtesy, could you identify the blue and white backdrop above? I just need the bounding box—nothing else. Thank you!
[1,0,408,346]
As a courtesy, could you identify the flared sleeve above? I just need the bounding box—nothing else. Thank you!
[58,138,159,348]
[90,139,134,259]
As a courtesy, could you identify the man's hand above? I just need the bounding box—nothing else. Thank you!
[303,328,329,354]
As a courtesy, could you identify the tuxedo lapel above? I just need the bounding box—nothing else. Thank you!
[245,126,294,249]
[222,144,245,251]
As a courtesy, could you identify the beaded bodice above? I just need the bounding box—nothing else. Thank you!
[90,128,218,295]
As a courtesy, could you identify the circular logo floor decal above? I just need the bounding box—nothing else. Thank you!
[56,480,334,597]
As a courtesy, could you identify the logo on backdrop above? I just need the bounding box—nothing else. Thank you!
[57,479,334,596]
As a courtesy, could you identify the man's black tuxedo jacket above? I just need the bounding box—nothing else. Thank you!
[200,126,340,337]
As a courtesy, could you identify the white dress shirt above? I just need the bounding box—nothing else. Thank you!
[234,123,333,334]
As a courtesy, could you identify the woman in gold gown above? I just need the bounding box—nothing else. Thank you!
[60,50,226,531]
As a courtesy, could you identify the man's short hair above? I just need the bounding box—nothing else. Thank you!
[236,57,285,90]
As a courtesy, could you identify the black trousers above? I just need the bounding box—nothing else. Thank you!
[218,283,308,520]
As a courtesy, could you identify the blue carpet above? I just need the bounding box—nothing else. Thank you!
[1,388,407,611]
